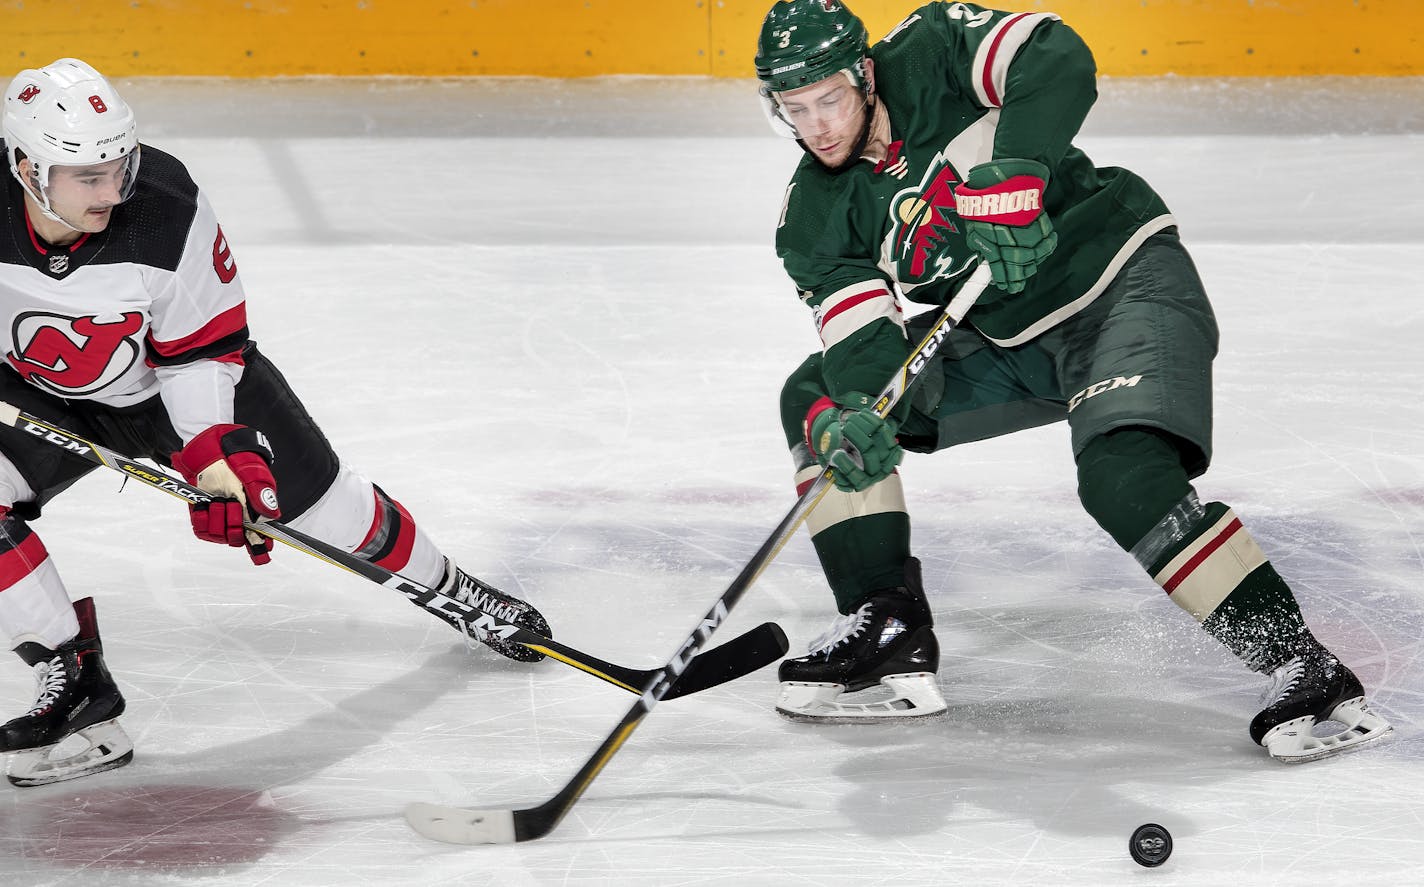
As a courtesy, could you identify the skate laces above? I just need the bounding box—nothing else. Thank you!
[27,658,68,715]
[446,567,528,623]
[807,605,872,656]
[1260,657,1305,707]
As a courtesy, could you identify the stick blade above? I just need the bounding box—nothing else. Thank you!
[405,802,517,845]
[661,621,789,700]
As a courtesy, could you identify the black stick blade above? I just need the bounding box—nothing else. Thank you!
[661,621,789,700]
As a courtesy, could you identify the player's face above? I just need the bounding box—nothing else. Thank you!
[775,72,869,167]
[32,157,133,233]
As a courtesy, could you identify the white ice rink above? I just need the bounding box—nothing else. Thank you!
[0,75,1421,885]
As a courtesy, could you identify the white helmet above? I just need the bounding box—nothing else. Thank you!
[3,58,140,228]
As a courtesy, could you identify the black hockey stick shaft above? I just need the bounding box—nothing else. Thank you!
[0,403,787,701]
[507,470,830,841]
[410,263,994,843]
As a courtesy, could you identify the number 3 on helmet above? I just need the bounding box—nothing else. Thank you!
[753,0,871,139]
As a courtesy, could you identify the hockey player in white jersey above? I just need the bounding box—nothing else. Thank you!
[0,59,551,785]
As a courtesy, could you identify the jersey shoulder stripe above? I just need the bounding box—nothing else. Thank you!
[971,12,1061,108]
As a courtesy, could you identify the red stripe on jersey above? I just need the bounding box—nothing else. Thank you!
[373,497,418,573]
[980,13,1033,107]
[0,531,49,592]
[1162,517,1243,594]
[795,476,820,496]
[819,288,890,332]
[22,206,91,256]
[147,302,248,361]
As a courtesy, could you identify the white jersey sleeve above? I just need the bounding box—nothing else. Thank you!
[145,189,249,442]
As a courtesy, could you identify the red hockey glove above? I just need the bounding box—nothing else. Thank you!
[171,424,281,565]
[954,158,1058,294]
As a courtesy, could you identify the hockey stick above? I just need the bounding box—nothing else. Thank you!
[405,262,994,844]
[0,403,788,701]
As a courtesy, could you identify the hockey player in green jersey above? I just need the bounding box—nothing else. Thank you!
[754,0,1390,762]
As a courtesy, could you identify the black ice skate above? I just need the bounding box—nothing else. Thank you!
[0,598,133,786]
[1250,646,1391,763]
[776,558,946,723]
[440,562,551,663]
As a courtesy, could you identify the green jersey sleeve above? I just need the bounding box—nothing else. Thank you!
[775,164,913,409]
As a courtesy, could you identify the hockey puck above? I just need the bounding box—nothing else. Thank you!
[1129,823,1172,867]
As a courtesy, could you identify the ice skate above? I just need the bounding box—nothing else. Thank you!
[1250,647,1392,763]
[441,562,551,663]
[777,559,946,723]
[1,598,133,786]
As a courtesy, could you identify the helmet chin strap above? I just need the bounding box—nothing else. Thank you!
[34,200,84,234]
[17,168,85,234]
[798,93,877,174]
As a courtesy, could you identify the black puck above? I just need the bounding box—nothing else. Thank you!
[1129,823,1173,867]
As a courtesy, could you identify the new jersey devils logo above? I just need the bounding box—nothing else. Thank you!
[6,311,145,396]
[17,85,41,104]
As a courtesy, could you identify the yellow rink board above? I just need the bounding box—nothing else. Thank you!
[2,1,1420,77]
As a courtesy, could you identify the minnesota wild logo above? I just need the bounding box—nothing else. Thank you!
[884,151,975,290]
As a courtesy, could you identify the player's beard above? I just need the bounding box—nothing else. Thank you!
[798,95,876,174]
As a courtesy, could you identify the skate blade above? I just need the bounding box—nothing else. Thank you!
[6,719,135,786]
[776,672,947,724]
[1262,697,1394,764]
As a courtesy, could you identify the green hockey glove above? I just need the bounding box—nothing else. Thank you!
[954,158,1058,294]
[805,395,903,493]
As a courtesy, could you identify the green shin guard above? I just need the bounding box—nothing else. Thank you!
[1199,562,1318,673]
[1135,495,1317,673]
[1079,429,1319,673]
[810,511,912,614]
[1077,427,1195,552]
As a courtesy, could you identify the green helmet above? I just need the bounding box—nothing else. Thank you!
[754,0,870,93]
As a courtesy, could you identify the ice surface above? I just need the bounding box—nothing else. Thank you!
[0,76,1420,885]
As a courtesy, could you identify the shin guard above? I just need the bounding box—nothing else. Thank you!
[1134,495,1314,672]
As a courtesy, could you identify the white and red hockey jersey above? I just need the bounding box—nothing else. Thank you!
[0,142,249,442]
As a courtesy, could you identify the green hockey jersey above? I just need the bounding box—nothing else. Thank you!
[774,2,1175,404]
